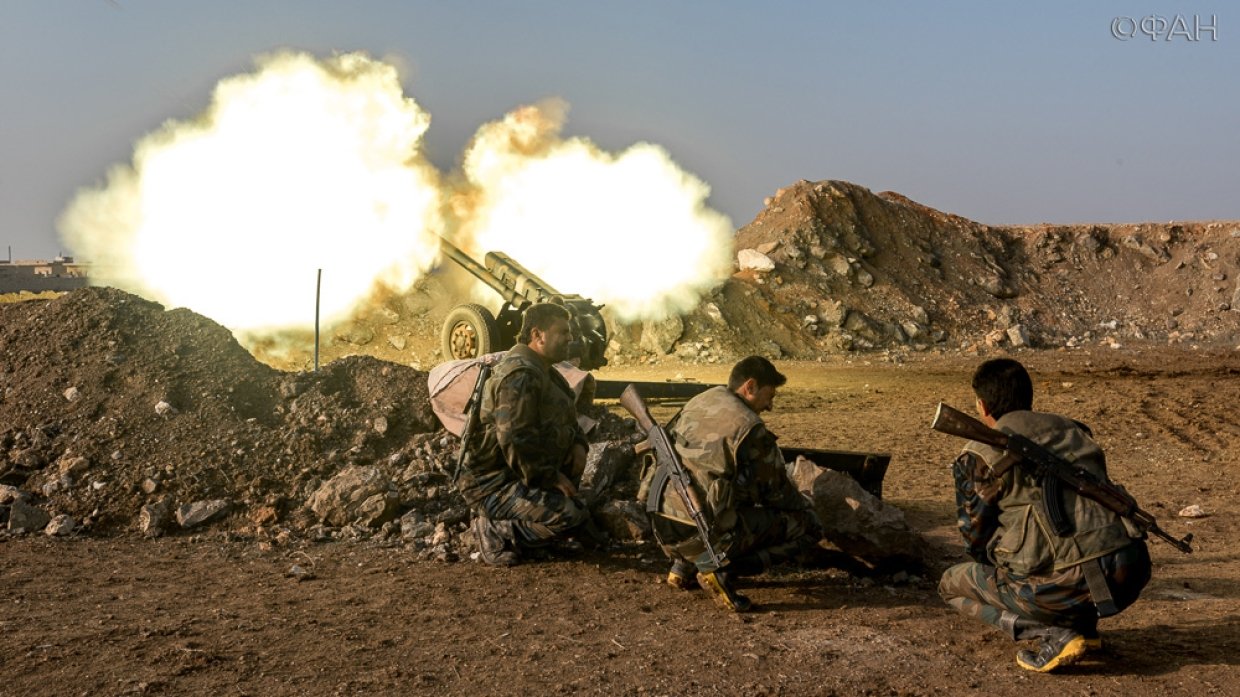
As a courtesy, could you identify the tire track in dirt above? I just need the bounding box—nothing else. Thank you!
[1135,389,1230,456]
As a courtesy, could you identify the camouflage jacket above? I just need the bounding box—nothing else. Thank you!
[457,343,586,503]
[656,386,807,538]
[953,410,1138,576]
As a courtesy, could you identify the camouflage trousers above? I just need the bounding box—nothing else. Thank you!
[938,540,1151,638]
[471,477,588,549]
[654,506,822,575]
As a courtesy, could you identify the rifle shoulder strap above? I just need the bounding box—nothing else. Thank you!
[1082,557,1120,617]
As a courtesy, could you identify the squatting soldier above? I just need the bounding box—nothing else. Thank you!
[939,358,1152,672]
[456,303,594,565]
[644,356,822,611]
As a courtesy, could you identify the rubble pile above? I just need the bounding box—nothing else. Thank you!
[605,180,1240,362]
[0,288,648,559]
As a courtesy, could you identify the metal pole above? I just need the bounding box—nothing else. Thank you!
[314,269,322,372]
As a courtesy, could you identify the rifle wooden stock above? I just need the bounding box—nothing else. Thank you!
[619,384,725,568]
[931,402,1193,554]
[619,384,657,434]
[931,403,1010,450]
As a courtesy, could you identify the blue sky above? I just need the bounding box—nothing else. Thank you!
[2,1,1235,259]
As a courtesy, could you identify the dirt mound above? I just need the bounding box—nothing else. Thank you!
[0,287,644,557]
[704,180,1240,357]
[0,288,438,535]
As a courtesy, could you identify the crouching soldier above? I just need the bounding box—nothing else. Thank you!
[939,358,1152,672]
[456,303,596,565]
[643,356,822,612]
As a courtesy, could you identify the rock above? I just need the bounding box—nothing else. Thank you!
[140,478,160,494]
[818,300,847,327]
[154,400,175,416]
[1121,235,1170,263]
[286,564,316,582]
[842,311,882,344]
[979,274,1016,299]
[430,522,451,546]
[44,514,76,536]
[139,499,172,537]
[8,499,51,532]
[737,249,775,272]
[789,457,928,569]
[0,485,24,505]
[901,321,924,340]
[755,241,780,255]
[1231,286,1240,311]
[63,386,80,402]
[1007,324,1031,348]
[176,499,232,529]
[334,323,375,346]
[639,316,684,355]
[826,255,852,276]
[400,510,436,539]
[910,305,930,325]
[701,302,725,325]
[1178,504,1209,518]
[58,455,89,476]
[249,505,279,526]
[372,307,401,325]
[388,335,407,351]
[757,340,783,360]
[41,474,72,496]
[855,268,875,288]
[594,499,650,541]
[579,441,636,503]
[307,465,399,528]
[373,416,389,435]
[1076,231,1102,253]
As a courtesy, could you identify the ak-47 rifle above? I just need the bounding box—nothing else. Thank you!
[931,402,1193,554]
[452,363,492,482]
[619,384,726,569]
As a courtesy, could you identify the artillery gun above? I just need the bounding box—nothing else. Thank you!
[437,235,609,370]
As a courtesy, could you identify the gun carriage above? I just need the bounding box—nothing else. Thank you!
[437,236,609,371]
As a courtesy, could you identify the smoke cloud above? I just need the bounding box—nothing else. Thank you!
[60,51,734,336]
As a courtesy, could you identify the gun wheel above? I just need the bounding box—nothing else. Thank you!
[442,303,499,360]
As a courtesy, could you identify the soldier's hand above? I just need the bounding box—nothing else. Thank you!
[555,472,579,498]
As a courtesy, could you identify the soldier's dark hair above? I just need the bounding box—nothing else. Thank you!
[971,358,1033,419]
[728,355,787,391]
[518,302,571,344]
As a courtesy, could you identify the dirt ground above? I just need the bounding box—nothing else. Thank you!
[3,346,1237,696]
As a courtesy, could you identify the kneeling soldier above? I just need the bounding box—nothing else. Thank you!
[939,358,1151,672]
[643,356,821,612]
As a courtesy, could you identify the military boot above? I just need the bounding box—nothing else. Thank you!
[1015,626,1087,672]
[471,516,519,567]
[697,570,753,612]
[666,558,699,590]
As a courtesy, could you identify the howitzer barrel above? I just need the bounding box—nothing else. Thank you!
[485,251,561,303]
[437,236,530,308]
